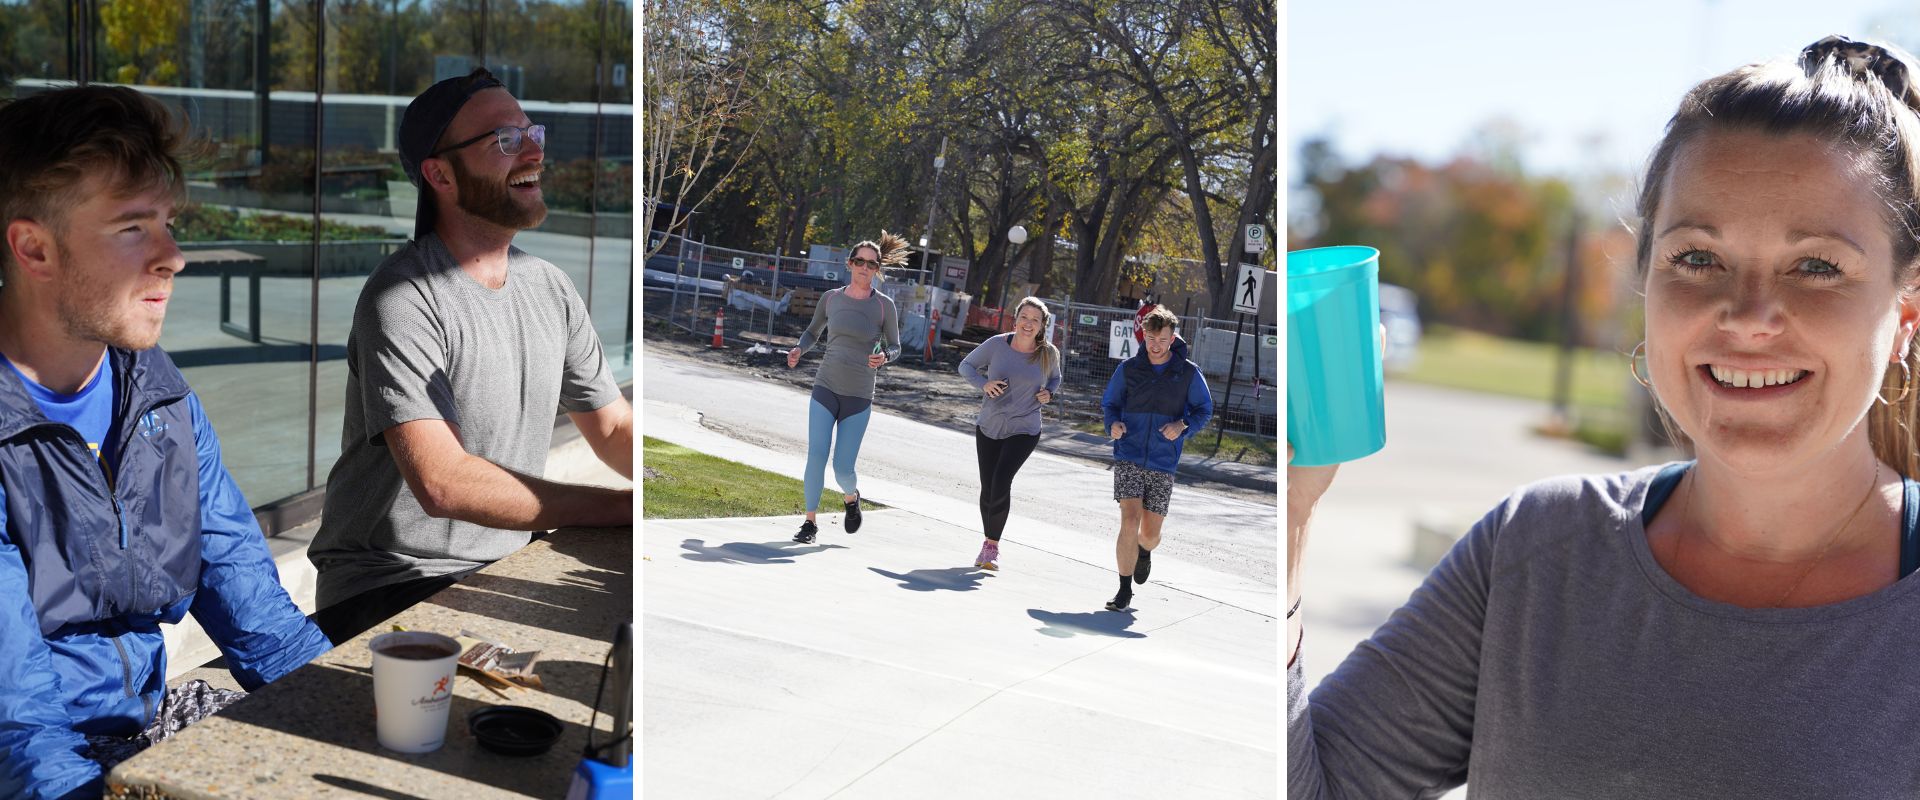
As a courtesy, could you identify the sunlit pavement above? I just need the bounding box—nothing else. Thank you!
[642,402,1278,799]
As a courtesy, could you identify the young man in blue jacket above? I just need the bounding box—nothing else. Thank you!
[0,87,333,799]
[1101,306,1213,612]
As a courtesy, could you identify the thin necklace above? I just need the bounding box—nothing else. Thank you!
[1671,462,1883,607]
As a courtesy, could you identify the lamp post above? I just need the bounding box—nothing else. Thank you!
[1000,224,1028,321]
[919,136,948,286]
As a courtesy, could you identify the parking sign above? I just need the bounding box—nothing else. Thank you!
[1244,224,1267,254]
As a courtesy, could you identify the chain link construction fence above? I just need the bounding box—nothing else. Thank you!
[643,233,1276,437]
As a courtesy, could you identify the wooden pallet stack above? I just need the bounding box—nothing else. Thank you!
[785,287,821,318]
[721,277,824,319]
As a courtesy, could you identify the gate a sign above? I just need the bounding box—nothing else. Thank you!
[1109,320,1136,360]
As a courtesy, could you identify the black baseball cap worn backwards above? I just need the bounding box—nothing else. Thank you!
[398,67,505,238]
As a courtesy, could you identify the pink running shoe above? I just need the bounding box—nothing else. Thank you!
[975,540,1000,571]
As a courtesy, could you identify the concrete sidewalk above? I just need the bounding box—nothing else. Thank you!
[642,407,1278,798]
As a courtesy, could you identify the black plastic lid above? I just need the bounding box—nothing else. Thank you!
[468,705,563,757]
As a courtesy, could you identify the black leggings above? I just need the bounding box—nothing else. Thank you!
[975,427,1040,541]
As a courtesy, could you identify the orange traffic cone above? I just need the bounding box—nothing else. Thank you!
[710,308,727,348]
[926,306,939,361]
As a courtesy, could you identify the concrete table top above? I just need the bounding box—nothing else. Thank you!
[108,527,632,799]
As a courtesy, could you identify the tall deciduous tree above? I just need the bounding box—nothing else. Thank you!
[643,0,757,256]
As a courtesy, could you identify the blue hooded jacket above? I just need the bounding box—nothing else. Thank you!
[0,347,332,800]
[1101,336,1214,475]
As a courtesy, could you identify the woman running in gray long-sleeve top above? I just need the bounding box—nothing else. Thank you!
[785,232,904,543]
[957,297,1062,570]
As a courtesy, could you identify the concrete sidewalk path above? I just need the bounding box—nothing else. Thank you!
[642,397,1278,798]
[642,397,1277,615]
[643,510,1277,799]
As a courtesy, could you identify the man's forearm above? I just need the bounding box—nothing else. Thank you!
[424,453,632,530]
[592,425,633,480]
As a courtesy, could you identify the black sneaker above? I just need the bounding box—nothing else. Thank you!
[844,497,863,533]
[793,520,818,544]
[1105,592,1132,612]
[1133,547,1152,585]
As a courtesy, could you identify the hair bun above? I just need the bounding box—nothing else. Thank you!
[1802,35,1920,108]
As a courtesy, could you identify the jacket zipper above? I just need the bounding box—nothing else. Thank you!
[109,630,153,725]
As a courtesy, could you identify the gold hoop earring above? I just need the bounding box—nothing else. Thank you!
[1629,341,1652,390]
[1881,358,1914,405]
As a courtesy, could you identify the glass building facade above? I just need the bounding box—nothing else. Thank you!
[0,0,634,525]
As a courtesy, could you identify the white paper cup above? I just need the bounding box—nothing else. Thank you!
[370,631,461,753]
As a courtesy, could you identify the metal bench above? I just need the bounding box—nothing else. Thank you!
[183,248,269,343]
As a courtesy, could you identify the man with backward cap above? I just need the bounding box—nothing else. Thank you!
[309,68,633,644]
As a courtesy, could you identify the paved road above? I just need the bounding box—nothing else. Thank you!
[643,350,1278,588]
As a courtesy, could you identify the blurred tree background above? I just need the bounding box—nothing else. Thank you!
[1290,133,1636,350]
[642,0,1278,316]
[2,1,625,100]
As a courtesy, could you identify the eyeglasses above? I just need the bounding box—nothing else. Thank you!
[429,124,546,158]
[849,257,879,268]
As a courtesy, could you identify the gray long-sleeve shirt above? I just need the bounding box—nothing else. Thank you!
[794,287,900,400]
[1291,464,1920,799]
[957,333,1062,439]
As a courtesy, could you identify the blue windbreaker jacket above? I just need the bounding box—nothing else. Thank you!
[0,347,331,800]
[1101,336,1214,475]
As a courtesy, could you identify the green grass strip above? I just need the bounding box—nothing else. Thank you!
[642,436,883,519]
[1398,325,1630,411]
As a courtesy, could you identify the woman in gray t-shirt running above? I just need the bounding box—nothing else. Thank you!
[785,233,904,544]
[958,297,1063,570]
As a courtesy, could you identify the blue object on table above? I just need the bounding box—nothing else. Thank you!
[565,621,633,800]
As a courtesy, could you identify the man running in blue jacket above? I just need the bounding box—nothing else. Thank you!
[0,86,332,799]
[1101,306,1213,612]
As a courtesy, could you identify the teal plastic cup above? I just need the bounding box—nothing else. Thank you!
[1287,246,1385,466]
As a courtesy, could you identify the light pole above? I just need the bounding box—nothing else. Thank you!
[1000,224,1028,317]
[919,135,949,286]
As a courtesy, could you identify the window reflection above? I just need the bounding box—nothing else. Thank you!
[15,0,634,515]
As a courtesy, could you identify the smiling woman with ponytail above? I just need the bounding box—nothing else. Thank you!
[957,296,1063,571]
[1289,35,1920,798]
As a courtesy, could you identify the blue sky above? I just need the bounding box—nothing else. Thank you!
[1287,0,1910,183]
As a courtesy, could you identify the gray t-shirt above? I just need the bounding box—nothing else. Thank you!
[309,234,621,606]
[957,333,1062,439]
[794,287,900,400]
[1290,464,1920,799]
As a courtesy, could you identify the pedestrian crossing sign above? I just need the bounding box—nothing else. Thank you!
[1233,264,1265,315]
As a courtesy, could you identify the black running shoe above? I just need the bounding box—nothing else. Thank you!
[1105,592,1132,612]
[1134,546,1152,585]
[844,497,863,533]
[793,520,818,544]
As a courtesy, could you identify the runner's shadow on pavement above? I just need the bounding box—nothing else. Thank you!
[1027,609,1148,639]
[868,566,993,592]
[680,539,847,564]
